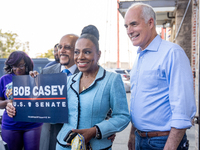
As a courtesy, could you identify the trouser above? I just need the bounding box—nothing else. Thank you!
[135,130,189,150]
[1,125,42,150]
[39,123,63,150]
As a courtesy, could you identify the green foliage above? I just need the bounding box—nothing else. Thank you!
[36,48,54,59]
[0,29,30,58]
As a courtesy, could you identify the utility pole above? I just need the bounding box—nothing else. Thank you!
[117,0,120,68]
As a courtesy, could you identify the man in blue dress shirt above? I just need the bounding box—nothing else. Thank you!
[124,3,196,150]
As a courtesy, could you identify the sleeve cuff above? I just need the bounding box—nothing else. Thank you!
[94,125,102,139]
[171,114,193,129]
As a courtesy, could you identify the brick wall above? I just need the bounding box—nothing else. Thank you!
[192,0,199,149]
[175,0,192,62]
[192,0,197,90]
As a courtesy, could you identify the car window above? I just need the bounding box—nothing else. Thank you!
[115,70,126,74]
[33,62,49,73]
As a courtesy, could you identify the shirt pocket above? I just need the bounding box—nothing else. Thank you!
[141,70,158,92]
[157,69,168,89]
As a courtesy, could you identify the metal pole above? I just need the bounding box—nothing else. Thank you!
[198,0,200,148]
[173,0,191,42]
[117,0,120,68]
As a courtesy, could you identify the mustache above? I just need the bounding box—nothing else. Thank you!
[59,54,70,66]
[59,54,69,57]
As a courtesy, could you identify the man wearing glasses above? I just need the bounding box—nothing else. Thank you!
[39,34,79,150]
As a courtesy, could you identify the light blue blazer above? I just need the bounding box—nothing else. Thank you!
[56,66,130,150]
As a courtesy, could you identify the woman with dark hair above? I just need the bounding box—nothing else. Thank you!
[0,51,43,150]
[56,25,130,150]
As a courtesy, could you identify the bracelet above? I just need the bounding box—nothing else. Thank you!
[95,126,101,139]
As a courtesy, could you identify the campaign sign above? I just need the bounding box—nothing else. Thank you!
[12,73,68,123]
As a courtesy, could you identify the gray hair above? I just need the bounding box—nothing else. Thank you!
[127,3,156,25]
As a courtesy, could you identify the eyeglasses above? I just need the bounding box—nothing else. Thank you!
[12,63,26,71]
[57,45,73,51]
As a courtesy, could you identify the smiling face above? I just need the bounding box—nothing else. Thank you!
[12,59,26,76]
[74,38,101,73]
[124,6,155,50]
[58,35,78,68]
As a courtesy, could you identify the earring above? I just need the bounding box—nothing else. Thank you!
[11,69,13,73]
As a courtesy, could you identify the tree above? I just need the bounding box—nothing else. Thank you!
[36,48,54,59]
[0,29,30,58]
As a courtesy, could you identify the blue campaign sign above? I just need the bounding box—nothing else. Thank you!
[12,73,68,123]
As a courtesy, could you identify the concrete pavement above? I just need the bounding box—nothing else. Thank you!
[112,93,196,150]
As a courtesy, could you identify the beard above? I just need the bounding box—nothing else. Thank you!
[54,56,59,62]
[60,59,70,66]
[55,58,59,62]
[61,62,69,66]
[59,55,72,66]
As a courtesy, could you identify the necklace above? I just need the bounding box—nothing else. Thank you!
[81,68,99,91]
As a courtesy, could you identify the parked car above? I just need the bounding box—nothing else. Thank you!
[107,68,130,81]
[126,69,131,74]
[106,68,131,92]
[123,80,131,93]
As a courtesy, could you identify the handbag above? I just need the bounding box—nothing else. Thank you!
[71,134,92,150]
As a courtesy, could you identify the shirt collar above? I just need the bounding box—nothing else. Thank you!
[70,66,105,93]
[61,64,77,74]
[72,66,105,83]
[137,35,162,54]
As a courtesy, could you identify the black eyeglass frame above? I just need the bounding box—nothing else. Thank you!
[12,63,26,71]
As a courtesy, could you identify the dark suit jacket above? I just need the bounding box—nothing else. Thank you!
[44,61,58,68]
[39,63,79,150]
[42,63,79,74]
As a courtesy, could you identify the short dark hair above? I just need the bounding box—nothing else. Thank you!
[54,43,59,48]
[4,51,33,74]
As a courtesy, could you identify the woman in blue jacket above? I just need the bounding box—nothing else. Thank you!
[56,25,130,150]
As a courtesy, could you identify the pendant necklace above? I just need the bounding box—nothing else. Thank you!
[82,69,98,91]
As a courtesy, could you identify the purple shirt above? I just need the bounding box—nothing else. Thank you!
[0,73,42,130]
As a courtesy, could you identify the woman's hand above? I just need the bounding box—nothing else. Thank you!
[107,134,116,142]
[72,127,96,144]
[29,70,39,78]
[6,101,16,118]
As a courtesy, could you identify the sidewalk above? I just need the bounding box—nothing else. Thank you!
[112,93,196,150]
